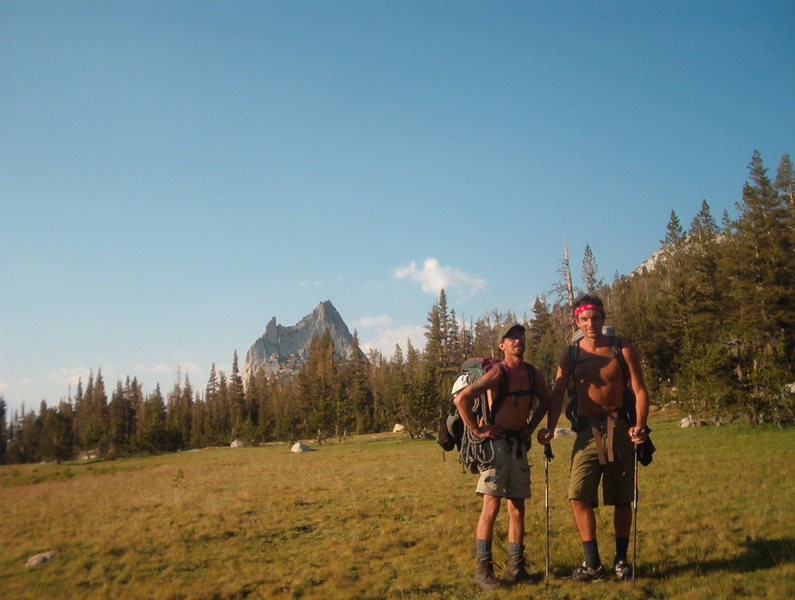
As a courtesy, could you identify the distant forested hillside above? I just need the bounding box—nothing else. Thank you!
[2,151,791,464]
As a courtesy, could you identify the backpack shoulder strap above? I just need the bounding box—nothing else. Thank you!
[525,362,536,396]
[569,340,580,381]
[492,361,539,411]
[609,336,630,385]
[486,360,509,419]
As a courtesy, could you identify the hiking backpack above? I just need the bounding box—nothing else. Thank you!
[565,333,635,430]
[437,357,538,473]
[564,332,656,466]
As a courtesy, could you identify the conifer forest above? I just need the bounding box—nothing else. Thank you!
[2,151,792,464]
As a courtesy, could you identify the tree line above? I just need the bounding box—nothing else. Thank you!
[1,151,792,464]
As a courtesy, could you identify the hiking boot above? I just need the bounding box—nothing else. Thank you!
[614,559,633,581]
[505,554,532,583]
[474,557,501,591]
[570,562,606,582]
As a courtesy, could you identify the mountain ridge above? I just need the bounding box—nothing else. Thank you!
[242,300,358,383]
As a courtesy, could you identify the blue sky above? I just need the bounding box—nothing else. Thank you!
[2,1,793,416]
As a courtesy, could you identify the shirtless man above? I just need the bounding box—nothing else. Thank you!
[453,323,549,590]
[542,295,649,581]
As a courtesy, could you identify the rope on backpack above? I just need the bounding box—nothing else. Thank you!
[458,391,497,472]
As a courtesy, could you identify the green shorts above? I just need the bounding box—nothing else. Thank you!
[568,419,634,507]
[476,438,531,499]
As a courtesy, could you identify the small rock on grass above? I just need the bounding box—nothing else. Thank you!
[25,550,58,567]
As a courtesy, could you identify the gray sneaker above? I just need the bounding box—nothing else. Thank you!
[614,559,633,581]
[570,563,606,582]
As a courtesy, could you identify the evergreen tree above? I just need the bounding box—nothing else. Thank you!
[251,367,275,442]
[190,396,206,448]
[108,380,134,454]
[165,371,184,450]
[728,151,794,420]
[0,398,6,464]
[344,331,374,434]
[138,385,167,452]
[179,376,194,446]
[774,153,794,211]
[526,296,559,384]
[75,370,109,453]
[581,244,602,294]
[424,301,443,366]
[295,332,338,442]
[38,403,74,463]
[229,351,245,437]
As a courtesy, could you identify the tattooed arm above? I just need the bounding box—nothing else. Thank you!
[453,368,504,439]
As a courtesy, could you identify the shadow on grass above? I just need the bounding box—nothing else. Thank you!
[649,537,795,578]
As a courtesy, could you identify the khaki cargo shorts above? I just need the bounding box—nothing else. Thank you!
[568,419,634,507]
[476,438,531,499]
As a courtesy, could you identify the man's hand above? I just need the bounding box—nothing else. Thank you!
[536,427,555,445]
[629,425,648,444]
[475,418,503,439]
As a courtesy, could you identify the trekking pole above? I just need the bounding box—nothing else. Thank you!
[632,443,639,585]
[544,442,555,584]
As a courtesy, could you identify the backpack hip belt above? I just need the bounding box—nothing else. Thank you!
[581,412,621,465]
[501,429,528,458]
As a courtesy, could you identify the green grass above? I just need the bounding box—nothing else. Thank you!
[1,415,793,599]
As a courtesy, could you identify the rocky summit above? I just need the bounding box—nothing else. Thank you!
[243,300,358,382]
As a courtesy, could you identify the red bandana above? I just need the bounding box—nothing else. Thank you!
[574,303,605,317]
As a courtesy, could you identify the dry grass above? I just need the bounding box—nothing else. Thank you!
[1,416,794,599]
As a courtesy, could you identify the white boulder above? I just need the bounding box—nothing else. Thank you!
[291,442,313,453]
[26,551,58,568]
[680,415,707,428]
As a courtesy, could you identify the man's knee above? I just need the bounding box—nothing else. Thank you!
[480,494,502,519]
[570,498,594,515]
[506,498,525,518]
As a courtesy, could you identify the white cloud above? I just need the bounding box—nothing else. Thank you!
[47,366,92,389]
[393,257,486,297]
[353,315,392,328]
[361,325,427,359]
[133,361,203,382]
[133,364,173,374]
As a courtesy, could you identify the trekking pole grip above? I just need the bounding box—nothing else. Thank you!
[544,442,554,461]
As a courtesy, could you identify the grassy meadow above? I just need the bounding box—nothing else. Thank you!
[2,412,794,600]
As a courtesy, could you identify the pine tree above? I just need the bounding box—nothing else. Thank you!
[581,244,602,294]
[295,332,338,442]
[728,151,794,421]
[526,296,559,384]
[424,301,443,366]
[344,331,374,435]
[108,380,134,454]
[179,376,194,447]
[251,367,275,442]
[675,200,736,419]
[38,404,74,463]
[661,210,685,247]
[0,398,7,463]
[774,153,794,211]
[229,351,245,438]
[138,385,167,452]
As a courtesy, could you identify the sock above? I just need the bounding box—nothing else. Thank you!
[583,540,601,568]
[508,542,524,558]
[476,539,492,560]
[615,537,630,564]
